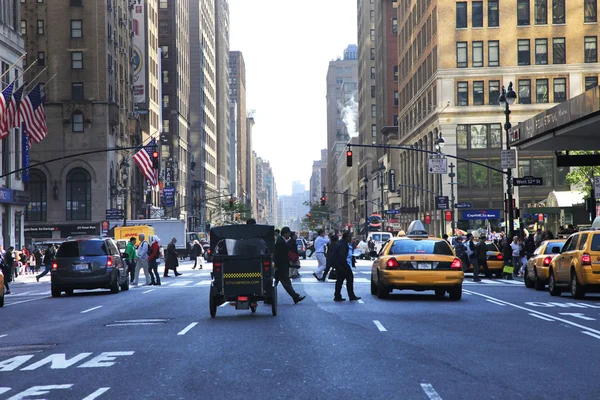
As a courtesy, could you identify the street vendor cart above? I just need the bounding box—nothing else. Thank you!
[209,224,277,317]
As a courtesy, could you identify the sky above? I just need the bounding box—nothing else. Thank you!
[229,0,357,196]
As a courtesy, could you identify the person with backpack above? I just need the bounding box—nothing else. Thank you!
[322,234,340,281]
[1,247,15,294]
[332,231,360,302]
[132,233,151,286]
[125,237,138,283]
[453,236,468,273]
[475,236,491,280]
[148,236,161,285]
[36,245,55,282]
[465,233,479,281]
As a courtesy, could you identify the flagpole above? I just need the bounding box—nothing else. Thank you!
[5,60,37,88]
[23,67,48,95]
[0,53,27,81]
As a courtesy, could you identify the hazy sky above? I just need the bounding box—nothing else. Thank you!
[229,0,357,196]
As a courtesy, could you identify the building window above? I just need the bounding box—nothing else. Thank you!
[456,125,468,149]
[457,162,468,188]
[490,124,502,148]
[159,0,168,8]
[66,168,91,221]
[370,48,375,60]
[393,115,398,126]
[370,10,375,22]
[392,18,398,35]
[457,82,468,106]
[393,65,398,81]
[161,45,169,58]
[37,20,44,35]
[72,111,84,132]
[536,79,549,103]
[370,29,375,41]
[532,159,553,187]
[552,0,565,24]
[585,76,599,90]
[394,91,399,106]
[553,78,566,102]
[518,39,530,65]
[518,80,532,104]
[162,70,169,83]
[470,125,488,149]
[456,2,467,28]
[517,0,530,25]
[20,20,26,35]
[534,0,548,24]
[163,95,169,108]
[585,36,598,62]
[371,86,376,98]
[473,81,484,105]
[71,51,83,69]
[70,0,83,5]
[37,52,45,67]
[488,0,499,26]
[371,104,376,117]
[535,38,548,64]
[489,80,500,105]
[472,41,483,67]
[71,20,82,38]
[25,169,47,222]
[585,0,597,22]
[456,42,468,67]
[370,66,375,80]
[71,82,84,101]
[162,119,169,133]
[159,20,169,34]
[553,37,566,64]
[372,124,377,137]
[487,40,500,66]
[472,1,483,27]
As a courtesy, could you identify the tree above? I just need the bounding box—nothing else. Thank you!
[564,151,600,199]
[301,202,333,230]
[213,198,253,225]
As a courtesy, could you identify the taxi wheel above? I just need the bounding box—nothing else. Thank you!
[534,269,545,291]
[0,293,4,307]
[370,276,377,295]
[570,271,586,299]
[51,285,62,298]
[448,285,462,301]
[524,269,535,288]
[377,278,389,299]
[434,289,445,299]
[548,271,561,297]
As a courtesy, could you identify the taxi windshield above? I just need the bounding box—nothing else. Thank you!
[389,239,453,256]
[544,243,564,254]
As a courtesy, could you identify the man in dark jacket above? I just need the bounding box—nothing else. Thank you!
[36,245,54,282]
[454,236,468,273]
[273,227,305,304]
[475,236,491,280]
[332,232,361,302]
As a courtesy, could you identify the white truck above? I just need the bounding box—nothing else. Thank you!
[109,219,186,251]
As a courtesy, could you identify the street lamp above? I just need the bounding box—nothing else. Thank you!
[379,162,386,231]
[120,158,130,226]
[498,82,517,240]
[435,134,446,236]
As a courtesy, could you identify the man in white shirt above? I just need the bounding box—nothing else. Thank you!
[313,229,330,281]
[132,233,151,285]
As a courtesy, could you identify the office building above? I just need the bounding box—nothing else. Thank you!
[229,51,247,202]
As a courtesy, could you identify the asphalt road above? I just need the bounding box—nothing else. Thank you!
[2,259,600,399]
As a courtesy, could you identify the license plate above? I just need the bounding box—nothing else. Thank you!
[73,264,89,271]
[417,263,432,270]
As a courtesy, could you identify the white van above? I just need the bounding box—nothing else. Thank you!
[367,231,393,252]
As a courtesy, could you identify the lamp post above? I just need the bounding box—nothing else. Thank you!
[435,135,446,236]
[364,176,369,237]
[498,82,517,240]
[379,162,386,231]
[120,158,130,227]
[448,163,456,236]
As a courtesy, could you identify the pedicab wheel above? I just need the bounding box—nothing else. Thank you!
[209,288,217,318]
[271,286,278,316]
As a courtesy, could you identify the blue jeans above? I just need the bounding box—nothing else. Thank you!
[37,263,51,279]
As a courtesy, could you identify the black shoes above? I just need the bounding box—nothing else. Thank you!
[192,266,196,270]
[473,278,481,282]
[294,295,306,304]
[175,272,182,276]
[313,273,319,281]
[334,297,346,302]
[349,296,361,301]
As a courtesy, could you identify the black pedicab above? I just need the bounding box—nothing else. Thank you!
[209,224,277,317]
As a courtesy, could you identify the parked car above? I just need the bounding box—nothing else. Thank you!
[297,238,307,259]
[51,236,129,297]
[524,239,566,290]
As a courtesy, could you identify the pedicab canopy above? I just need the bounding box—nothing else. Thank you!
[210,224,275,256]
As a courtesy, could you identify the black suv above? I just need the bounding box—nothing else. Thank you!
[51,237,129,297]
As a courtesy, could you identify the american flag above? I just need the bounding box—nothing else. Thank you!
[18,84,48,144]
[7,83,25,130]
[133,138,158,186]
[0,82,14,139]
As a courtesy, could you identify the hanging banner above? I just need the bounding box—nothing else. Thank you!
[22,122,29,183]
[132,0,146,104]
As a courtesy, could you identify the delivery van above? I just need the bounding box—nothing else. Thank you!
[114,225,155,243]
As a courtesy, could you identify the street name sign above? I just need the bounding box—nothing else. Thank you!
[455,202,472,209]
[595,176,600,199]
[513,176,543,186]
[435,196,449,210]
[428,157,447,174]
[105,208,124,220]
[386,209,400,214]
[501,149,516,169]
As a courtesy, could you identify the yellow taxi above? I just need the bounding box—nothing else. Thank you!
[0,266,4,307]
[462,241,504,278]
[524,239,566,291]
[370,220,464,300]
[548,230,600,299]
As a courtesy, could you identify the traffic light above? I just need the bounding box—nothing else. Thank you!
[229,196,234,208]
[321,196,326,206]
[346,150,353,167]
[151,148,159,169]
[424,215,431,224]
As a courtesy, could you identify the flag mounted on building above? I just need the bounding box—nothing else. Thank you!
[133,138,158,186]
[0,82,14,139]
[7,83,25,130]
[18,84,48,145]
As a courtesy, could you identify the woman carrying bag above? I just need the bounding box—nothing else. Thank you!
[191,240,204,270]
[288,232,301,279]
[164,237,182,278]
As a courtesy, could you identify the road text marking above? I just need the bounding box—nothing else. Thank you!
[0,335,7,339]
[81,306,102,314]
[558,312,596,321]
[529,313,554,321]
[177,322,198,336]
[81,387,111,400]
[373,320,387,332]
[421,383,443,400]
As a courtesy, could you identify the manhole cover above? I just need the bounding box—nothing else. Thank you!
[105,318,170,327]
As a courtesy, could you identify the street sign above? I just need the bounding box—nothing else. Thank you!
[401,207,419,214]
[389,169,396,191]
[435,196,449,210]
[162,186,176,207]
[385,209,400,214]
[513,176,543,186]
[501,149,516,169]
[428,157,447,174]
[594,176,600,199]
[105,208,124,220]
[455,202,472,209]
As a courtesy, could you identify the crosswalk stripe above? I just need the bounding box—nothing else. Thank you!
[195,281,211,285]
[170,280,193,286]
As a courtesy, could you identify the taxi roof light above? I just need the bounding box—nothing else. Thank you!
[406,220,429,238]
[581,253,591,265]
[543,256,552,266]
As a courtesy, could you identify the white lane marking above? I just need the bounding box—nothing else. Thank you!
[354,277,370,283]
[4,297,47,306]
[105,323,164,327]
[529,313,554,321]
[373,320,387,332]
[170,280,193,286]
[114,319,169,323]
[81,387,111,400]
[421,383,442,400]
[463,290,600,336]
[80,306,103,314]
[463,292,472,295]
[0,334,7,338]
[177,322,199,336]
[194,281,211,285]
[0,388,10,395]
[582,331,600,340]
[142,289,155,294]
[558,312,596,321]
[486,299,506,306]
[357,299,365,304]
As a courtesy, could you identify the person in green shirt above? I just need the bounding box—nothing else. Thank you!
[125,237,138,283]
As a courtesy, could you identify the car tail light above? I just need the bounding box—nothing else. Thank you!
[263,261,270,271]
[451,258,462,270]
[106,256,113,267]
[581,253,592,266]
[496,254,503,261]
[52,262,58,270]
[238,296,248,302]
[543,256,552,266]
[213,261,221,273]
[386,258,400,269]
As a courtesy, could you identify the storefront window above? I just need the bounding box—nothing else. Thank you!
[457,162,468,188]
[470,125,488,148]
[518,159,531,177]
[532,158,553,186]
[490,159,503,187]
[471,163,489,188]
[490,124,502,148]
[456,125,468,149]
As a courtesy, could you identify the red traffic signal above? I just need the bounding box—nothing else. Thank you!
[445,210,452,221]
[424,215,431,224]
[151,150,159,169]
[320,196,326,206]
[229,196,233,208]
[346,150,353,167]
